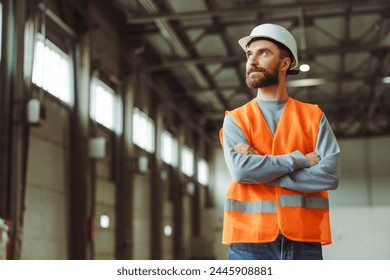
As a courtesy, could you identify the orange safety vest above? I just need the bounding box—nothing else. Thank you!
[219,97,332,245]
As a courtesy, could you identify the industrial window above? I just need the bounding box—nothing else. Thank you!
[32,34,73,104]
[90,78,122,132]
[132,108,155,153]
[181,145,194,177]
[198,159,209,186]
[161,130,178,167]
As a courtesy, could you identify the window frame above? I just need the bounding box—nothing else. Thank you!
[90,77,122,133]
[32,33,73,105]
[160,130,178,167]
[197,158,209,186]
[132,107,155,153]
[181,145,194,177]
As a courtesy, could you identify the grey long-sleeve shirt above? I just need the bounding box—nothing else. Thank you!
[222,99,340,193]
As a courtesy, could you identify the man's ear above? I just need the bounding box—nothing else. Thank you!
[281,57,292,71]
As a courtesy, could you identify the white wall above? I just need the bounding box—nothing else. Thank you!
[324,136,390,260]
[323,207,390,259]
[211,136,390,260]
[94,178,116,260]
[22,101,70,260]
[133,175,151,260]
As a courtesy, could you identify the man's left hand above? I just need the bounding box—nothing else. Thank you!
[234,143,260,155]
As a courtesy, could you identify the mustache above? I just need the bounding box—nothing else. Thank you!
[247,67,266,74]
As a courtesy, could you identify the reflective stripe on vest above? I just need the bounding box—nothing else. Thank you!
[278,194,329,210]
[225,195,328,214]
[225,198,277,214]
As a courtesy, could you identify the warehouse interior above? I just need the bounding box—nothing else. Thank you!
[0,0,390,260]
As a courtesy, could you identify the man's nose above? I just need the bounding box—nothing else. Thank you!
[247,54,259,66]
[247,57,259,68]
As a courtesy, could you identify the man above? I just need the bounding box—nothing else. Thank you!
[220,23,340,260]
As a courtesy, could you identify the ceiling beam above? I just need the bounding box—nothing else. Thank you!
[176,74,385,97]
[144,43,389,71]
[137,6,390,35]
[126,0,388,24]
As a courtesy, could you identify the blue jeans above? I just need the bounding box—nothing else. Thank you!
[228,235,323,260]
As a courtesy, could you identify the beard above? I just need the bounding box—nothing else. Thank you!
[246,62,280,88]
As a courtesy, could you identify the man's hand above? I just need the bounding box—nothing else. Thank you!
[305,152,320,167]
[234,143,260,155]
[234,144,320,167]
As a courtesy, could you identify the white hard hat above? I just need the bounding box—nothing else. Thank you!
[238,23,299,70]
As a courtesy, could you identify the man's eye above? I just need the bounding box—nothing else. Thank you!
[260,51,268,56]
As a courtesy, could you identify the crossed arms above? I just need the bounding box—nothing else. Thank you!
[222,114,340,193]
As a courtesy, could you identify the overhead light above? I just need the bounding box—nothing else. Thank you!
[383,76,390,84]
[287,78,327,87]
[299,64,310,72]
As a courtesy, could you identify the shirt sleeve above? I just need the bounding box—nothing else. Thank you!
[222,114,309,184]
[266,114,340,193]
